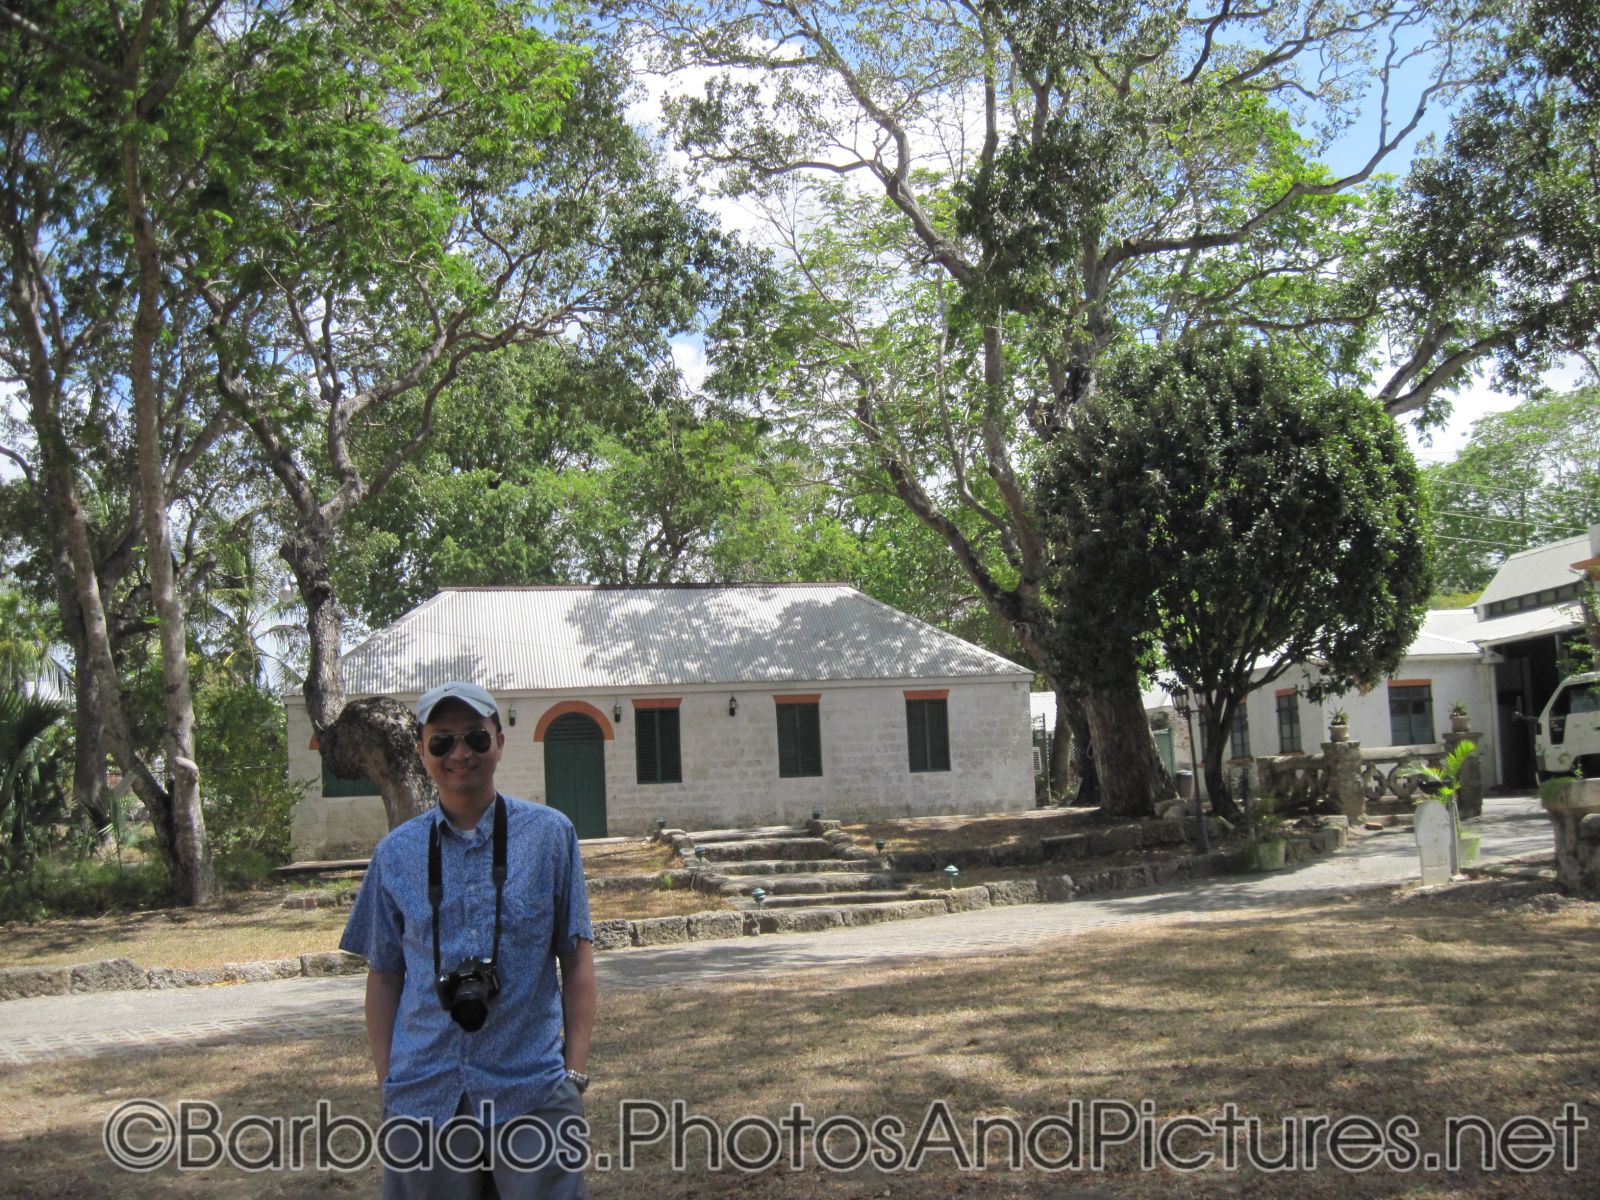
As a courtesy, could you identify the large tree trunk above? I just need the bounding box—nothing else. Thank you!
[1082,662,1170,819]
[1198,701,1242,823]
[283,525,436,828]
[1051,685,1083,801]
[7,204,188,882]
[122,129,214,906]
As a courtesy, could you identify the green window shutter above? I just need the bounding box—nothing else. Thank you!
[635,709,683,784]
[659,709,682,783]
[927,701,950,771]
[907,700,951,772]
[636,710,660,784]
[906,701,928,771]
[777,703,822,777]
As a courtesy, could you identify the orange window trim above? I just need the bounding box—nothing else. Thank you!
[773,694,822,705]
[904,689,949,701]
[1273,688,1297,698]
[1388,678,1432,688]
[632,698,683,710]
[533,700,616,742]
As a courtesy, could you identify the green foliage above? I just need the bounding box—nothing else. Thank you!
[193,674,303,879]
[1038,328,1432,795]
[1377,0,1600,419]
[334,342,864,625]
[0,858,173,923]
[1041,328,1431,695]
[1400,741,1478,830]
[1422,387,1600,591]
[1247,795,1286,846]
[0,689,71,869]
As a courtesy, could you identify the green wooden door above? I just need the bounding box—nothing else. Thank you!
[1152,727,1177,777]
[543,712,608,838]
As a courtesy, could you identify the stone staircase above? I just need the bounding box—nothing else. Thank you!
[659,819,917,911]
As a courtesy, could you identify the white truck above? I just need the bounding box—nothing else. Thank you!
[1535,671,1600,782]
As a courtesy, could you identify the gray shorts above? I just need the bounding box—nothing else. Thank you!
[381,1081,588,1200]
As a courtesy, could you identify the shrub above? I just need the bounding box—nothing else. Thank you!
[0,857,172,922]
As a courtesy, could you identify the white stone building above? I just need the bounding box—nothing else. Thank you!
[287,584,1035,858]
[1191,527,1597,790]
[1032,525,1599,794]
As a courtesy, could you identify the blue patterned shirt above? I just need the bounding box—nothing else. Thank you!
[340,794,593,1126]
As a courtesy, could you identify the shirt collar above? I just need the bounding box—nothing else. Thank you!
[432,794,502,843]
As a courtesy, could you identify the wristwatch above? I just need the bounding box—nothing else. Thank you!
[564,1068,590,1093]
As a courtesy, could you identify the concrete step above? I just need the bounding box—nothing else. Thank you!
[716,872,902,896]
[680,825,810,843]
[709,858,881,876]
[697,837,837,862]
[754,890,914,908]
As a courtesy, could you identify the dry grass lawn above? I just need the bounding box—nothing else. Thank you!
[0,891,351,969]
[0,837,723,969]
[3,883,1597,1198]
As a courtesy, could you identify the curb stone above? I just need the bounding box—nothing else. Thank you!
[0,829,1350,1003]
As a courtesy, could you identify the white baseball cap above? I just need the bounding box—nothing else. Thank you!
[415,681,501,724]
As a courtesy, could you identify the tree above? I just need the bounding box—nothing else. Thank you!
[1039,329,1432,816]
[4,1,753,840]
[189,17,750,831]
[0,0,253,901]
[641,0,1490,816]
[1375,0,1600,421]
[1423,387,1600,592]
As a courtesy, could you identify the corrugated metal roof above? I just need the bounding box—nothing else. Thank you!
[1468,602,1584,647]
[1408,610,1483,658]
[335,585,1032,696]
[1476,534,1590,608]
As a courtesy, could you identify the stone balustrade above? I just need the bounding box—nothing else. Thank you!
[1256,729,1484,821]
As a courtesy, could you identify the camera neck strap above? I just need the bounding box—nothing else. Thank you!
[428,794,508,981]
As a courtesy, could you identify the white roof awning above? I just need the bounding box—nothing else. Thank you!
[1468,602,1584,647]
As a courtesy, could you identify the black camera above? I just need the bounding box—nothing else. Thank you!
[435,956,501,1032]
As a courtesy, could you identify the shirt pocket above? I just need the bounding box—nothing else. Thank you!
[498,887,556,966]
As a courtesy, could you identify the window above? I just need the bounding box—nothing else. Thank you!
[776,702,822,777]
[906,699,951,772]
[1276,692,1302,754]
[1229,704,1251,759]
[635,707,682,784]
[321,761,379,798]
[1389,684,1434,745]
[1201,706,1251,759]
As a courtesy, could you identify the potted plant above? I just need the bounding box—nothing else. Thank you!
[1328,708,1350,743]
[1399,739,1478,869]
[1449,701,1470,734]
[1246,795,1288,871]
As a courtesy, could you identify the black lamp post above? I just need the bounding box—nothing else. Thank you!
[1170,686,1209,854]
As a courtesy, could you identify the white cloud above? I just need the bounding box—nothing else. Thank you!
[671,336,709,393]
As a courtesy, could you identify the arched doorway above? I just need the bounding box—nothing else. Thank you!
[542,712,608,837]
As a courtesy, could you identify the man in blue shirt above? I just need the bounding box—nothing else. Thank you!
[341,681,596,1199]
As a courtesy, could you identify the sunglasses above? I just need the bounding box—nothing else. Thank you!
[425,728,495,758]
